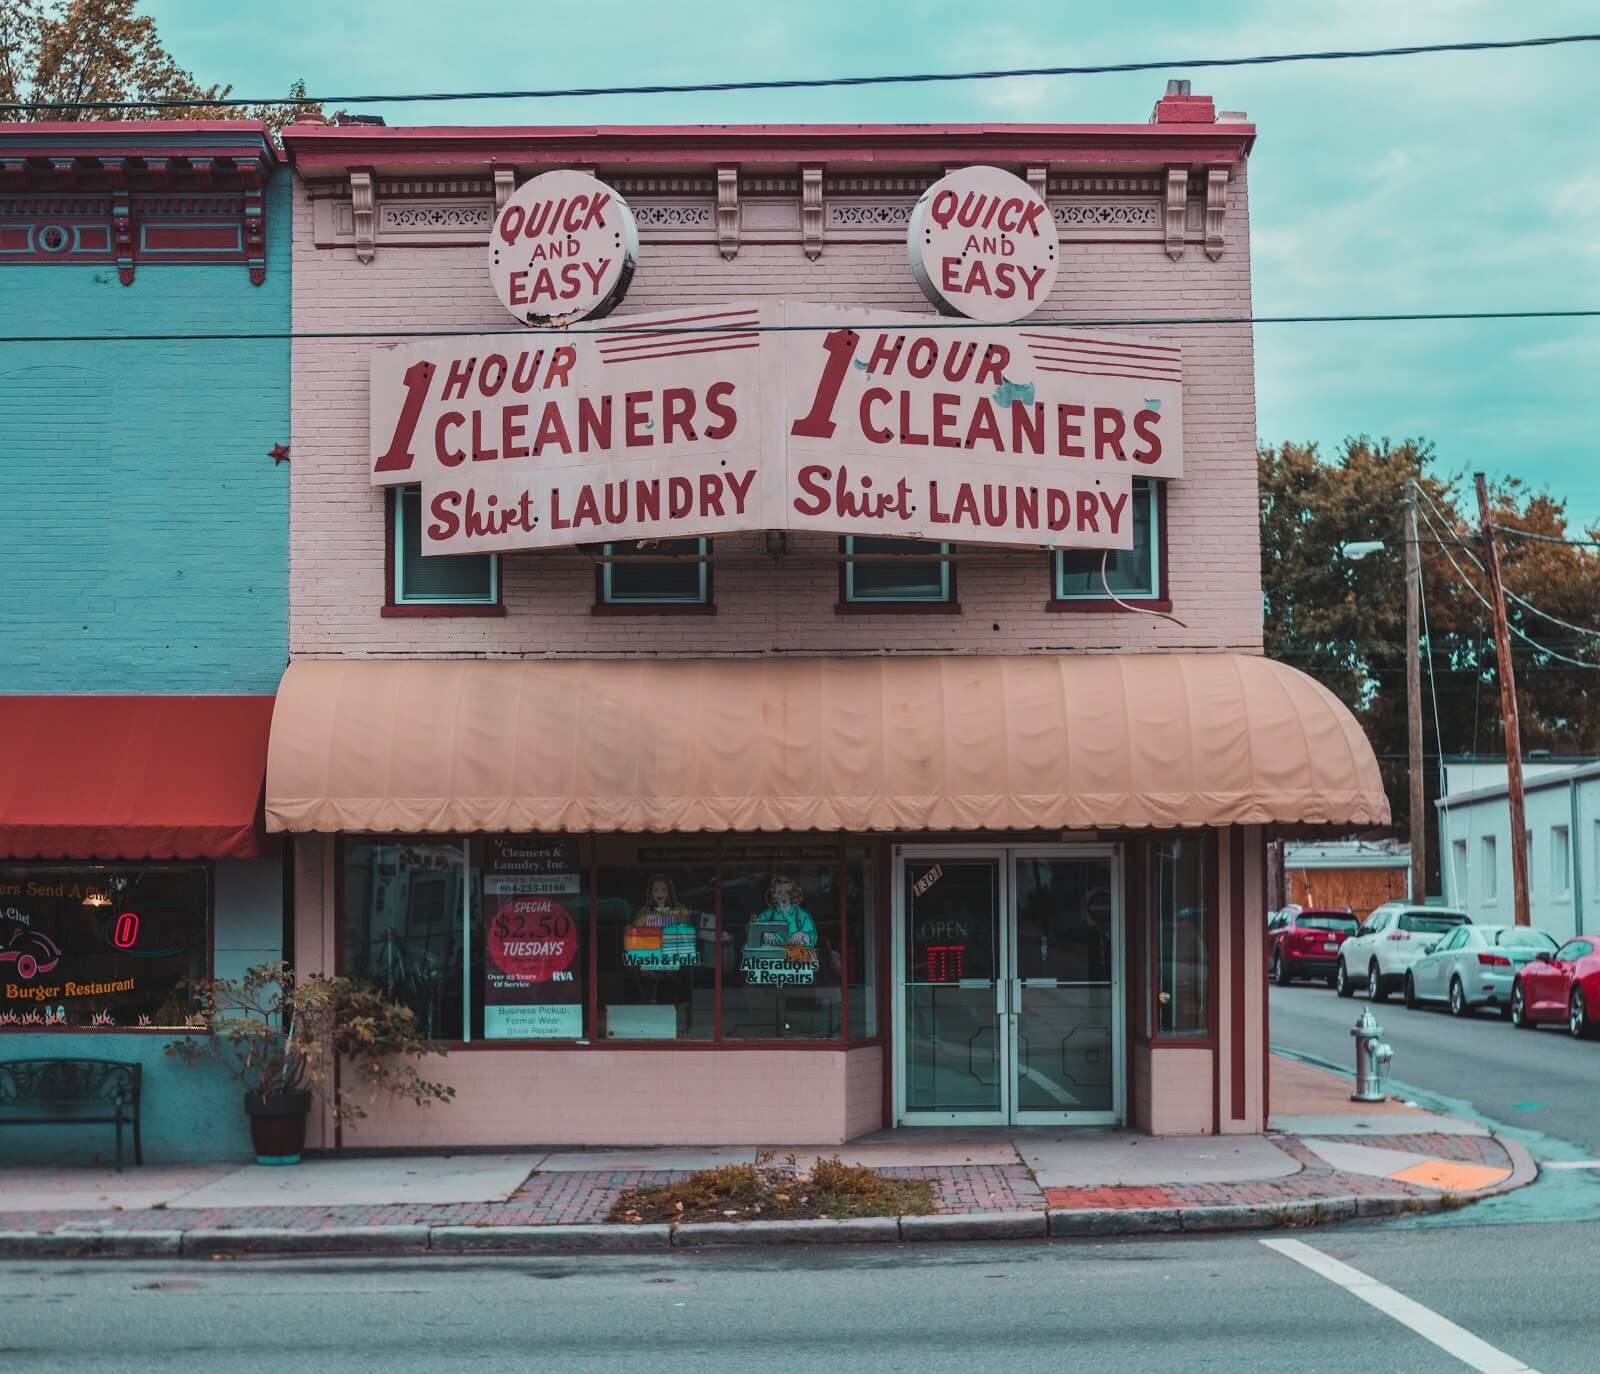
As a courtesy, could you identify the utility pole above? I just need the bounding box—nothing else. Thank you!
[1403,481,1426,903]
[1475,472,1532,926]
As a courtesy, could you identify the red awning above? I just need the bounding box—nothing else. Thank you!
[0,696,276,861]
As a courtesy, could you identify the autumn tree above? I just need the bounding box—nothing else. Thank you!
[0,0,325,133]
[1261,437,1600,876]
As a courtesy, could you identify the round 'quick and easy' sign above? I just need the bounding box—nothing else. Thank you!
[907,165,1058,322]
[488,170,638,326]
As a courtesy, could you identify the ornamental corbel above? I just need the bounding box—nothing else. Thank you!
[1026,165,1048,201]
[493,168,515,211]
[1205,166,1229,260]
[102,157,134,285]
[350,168,375,264]
[801,165,823,261]
[188,156,215,190]
[716,166,739,260]
[1163,166,1188,261]
[240,157,267,286]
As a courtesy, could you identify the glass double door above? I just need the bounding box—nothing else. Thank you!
[896,847,1122,1125]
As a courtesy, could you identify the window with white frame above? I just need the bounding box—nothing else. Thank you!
[392,486,498,605]
[1053,479,1162,601]
[1451,839,1468,904]
[841,537,953,605]
[1552,825,1571,897]
[1481,835,1498,902]
[599,538,710,605]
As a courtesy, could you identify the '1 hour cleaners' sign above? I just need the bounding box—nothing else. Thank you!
[369,300,1182,555]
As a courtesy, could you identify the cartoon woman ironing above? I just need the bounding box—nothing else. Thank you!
[755,875,817,954]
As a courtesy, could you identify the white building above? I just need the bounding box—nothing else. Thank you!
[1436,759,1598,942]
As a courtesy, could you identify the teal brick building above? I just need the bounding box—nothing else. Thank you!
[0,124,288,1164]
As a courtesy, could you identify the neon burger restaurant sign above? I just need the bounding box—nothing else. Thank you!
[370,168,1183,554]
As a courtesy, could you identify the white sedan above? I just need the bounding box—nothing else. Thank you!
[1335,903,1471,1001]
[1405,925,1560,1018]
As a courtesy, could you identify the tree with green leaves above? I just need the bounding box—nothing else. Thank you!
[0,0,325,133]
[1261,437,1600,873]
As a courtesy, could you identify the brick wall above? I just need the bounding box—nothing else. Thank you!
[289,166,1261,660]
[0,175,291,694]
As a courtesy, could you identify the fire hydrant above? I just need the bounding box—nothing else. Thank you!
[1350,1008,1393,1103]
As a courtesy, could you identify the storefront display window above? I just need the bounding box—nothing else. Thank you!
[344,841,472,1040]
[722,851,841,1039]
[1152,836,1210,1038]
[1055,480,1161,601]
[339,836,878,1046]
[0,865,207,1030]
[596,850,716,1040]
[472,838,590,1041]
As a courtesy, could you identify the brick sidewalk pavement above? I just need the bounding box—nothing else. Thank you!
[0,1131,1514,1237]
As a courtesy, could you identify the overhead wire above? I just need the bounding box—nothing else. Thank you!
[1416,485,1600,641]
[4,31,1600,113]
[2,308,1600,346]
[1414,501,1600,670]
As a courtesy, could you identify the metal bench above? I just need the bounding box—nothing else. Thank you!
[0,1059,143,1171]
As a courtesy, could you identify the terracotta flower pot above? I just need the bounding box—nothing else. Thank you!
[243,1089,312,1165]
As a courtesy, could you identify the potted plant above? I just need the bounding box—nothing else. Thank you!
[168,962,454,1165]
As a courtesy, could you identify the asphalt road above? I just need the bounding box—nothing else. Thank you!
[4,1222,1597,1372]
[1270,980,1600,1154]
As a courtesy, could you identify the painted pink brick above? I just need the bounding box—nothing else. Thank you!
[288,166,1261,661]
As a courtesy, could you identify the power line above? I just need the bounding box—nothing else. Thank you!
[1416,501,1600,670]
[4,308,1600,346]
[1416,486,1600,641]
[5,31,1599,113]
[1490,523,1600,548]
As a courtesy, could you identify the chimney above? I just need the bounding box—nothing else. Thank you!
[1152,79,1216,124]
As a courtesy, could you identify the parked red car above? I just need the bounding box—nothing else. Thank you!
[1510,935,1600,1038]
[1267,906,1359,986]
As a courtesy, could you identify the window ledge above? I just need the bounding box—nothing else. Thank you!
[835,601,962,616]
[383,602,505,618]
[592,602,717,616]
[1046,598,1172,614]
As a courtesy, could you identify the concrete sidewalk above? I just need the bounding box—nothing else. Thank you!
[0,1055,1535,1258]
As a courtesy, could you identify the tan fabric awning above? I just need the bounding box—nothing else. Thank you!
[265,654,1388,835]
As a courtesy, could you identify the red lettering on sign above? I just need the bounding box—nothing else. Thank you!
[790,329,858,440]
[373,359,434,473]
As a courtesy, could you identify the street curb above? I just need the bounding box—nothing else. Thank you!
[1484,1135,1539,1197]
[900,1210,1046,1241]
[432,1224,669,1253]
[1048,1207,1180,1237]
[179,1226,431,1256]
[0,1229,183,1258]
[671,1217,900,1247]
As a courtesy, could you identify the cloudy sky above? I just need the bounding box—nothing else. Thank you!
[150,0,1600,530]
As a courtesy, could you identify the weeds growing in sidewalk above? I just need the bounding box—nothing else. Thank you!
[606,1157,935,1224]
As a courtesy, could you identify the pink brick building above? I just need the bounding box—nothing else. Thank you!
[270,90,1386,1150]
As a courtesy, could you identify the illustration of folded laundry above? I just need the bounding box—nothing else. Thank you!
[624,927,664,952]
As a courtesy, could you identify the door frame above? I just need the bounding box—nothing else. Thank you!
[891,843,1125,1128]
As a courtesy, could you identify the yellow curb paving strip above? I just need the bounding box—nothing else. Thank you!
[1389,1160,1513,1192]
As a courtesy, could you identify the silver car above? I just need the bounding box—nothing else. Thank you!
[1405,925,1560,1018]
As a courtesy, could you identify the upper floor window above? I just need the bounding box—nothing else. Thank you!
[389,486,499,612]
[840,537,954,608]
[598,538,711,609]
[1052,479,1163,605]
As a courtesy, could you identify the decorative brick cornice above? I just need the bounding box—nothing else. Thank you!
[0,146,275,283]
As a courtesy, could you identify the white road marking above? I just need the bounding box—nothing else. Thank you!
[1540,1160,1600,1170]
[1262,1238,1541,1374]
